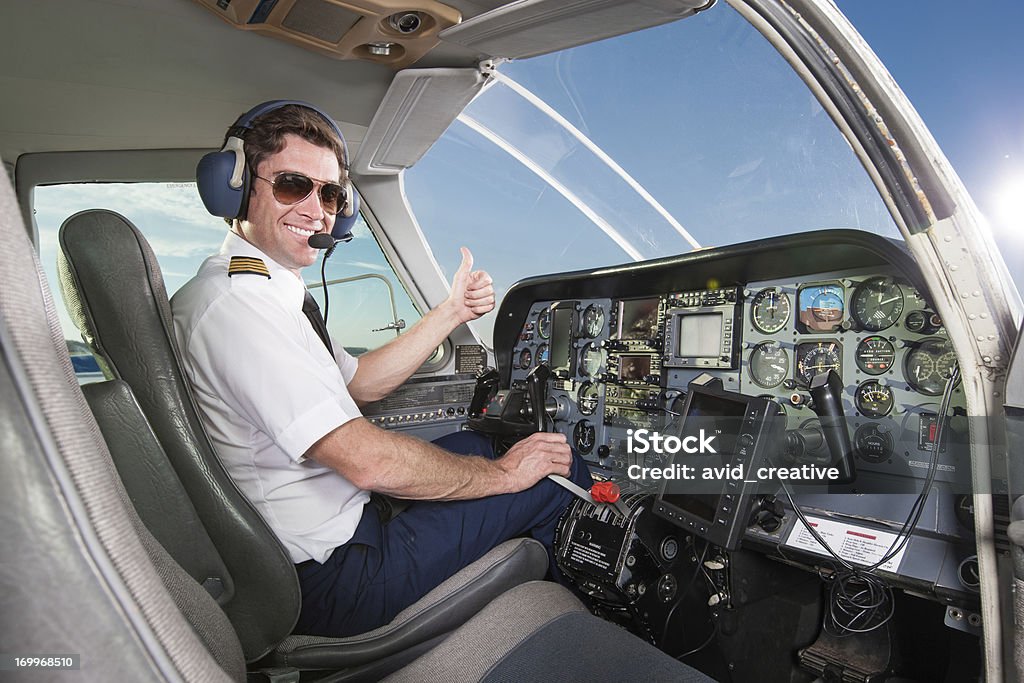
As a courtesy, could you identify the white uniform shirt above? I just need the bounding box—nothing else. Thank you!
[171,231,369,563]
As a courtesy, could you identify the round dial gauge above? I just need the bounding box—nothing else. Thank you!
[750,288,791,334]
[581,305,606,338]
[580,342,605,377]
[573,420,596,454]
[851,277,904,332]
[855,423,893,463]
[796,341,842,386]
[905,338,957,396]
[798,284,845,332]
[855,336,896,375]
[749,342,789,389]
[577,381,599,416]
[536,343,550,366]
[537,309,551,339]
[518,348,533,370]
[904,310,928,334]
[855,381,894,418]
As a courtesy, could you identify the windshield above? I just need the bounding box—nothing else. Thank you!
[405,1,899,344]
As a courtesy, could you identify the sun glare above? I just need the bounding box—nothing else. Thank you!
[992,173,1024,238]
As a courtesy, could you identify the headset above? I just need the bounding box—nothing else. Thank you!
[196,100,359,241]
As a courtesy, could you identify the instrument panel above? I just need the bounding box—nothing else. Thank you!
[508,267,964,487]
[495,230,978,615]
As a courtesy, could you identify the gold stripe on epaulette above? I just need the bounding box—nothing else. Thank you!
[228,256,271,278]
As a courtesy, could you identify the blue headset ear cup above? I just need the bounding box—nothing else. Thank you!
[331,188,359,241]
[197,150,247,219]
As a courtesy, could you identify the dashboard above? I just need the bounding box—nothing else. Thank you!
[492,229,980,609]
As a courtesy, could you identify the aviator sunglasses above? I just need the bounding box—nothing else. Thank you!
[253,172,347,215]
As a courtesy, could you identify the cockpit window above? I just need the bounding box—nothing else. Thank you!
[35,182,422,382]
[405,2,899,345]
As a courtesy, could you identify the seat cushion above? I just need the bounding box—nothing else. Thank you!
[268,536,548,672]
[384,581,716,683]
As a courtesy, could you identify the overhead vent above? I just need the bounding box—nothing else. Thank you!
[192,0,462,69]
[440,0,714,60]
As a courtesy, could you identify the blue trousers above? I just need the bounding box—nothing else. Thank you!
[294,430,593,637]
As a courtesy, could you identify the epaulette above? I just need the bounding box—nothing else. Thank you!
[228,256,271,279]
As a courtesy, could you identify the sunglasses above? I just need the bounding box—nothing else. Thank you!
[253,172,347,215]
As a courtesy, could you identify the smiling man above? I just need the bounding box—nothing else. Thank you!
[170,102,593,637]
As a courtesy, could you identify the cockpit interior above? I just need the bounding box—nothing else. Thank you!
[1,0,1021,681]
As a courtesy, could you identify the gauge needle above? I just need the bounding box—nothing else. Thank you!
[878,296,900,305]
[771,364,785,372]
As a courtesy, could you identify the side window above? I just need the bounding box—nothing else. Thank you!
[34,182,422,383]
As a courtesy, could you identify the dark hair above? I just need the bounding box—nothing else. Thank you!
[244,104,347,178]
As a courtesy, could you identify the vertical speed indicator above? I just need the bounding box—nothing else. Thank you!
[750,288,791,334]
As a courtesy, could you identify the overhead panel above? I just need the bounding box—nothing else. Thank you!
[191,0,462,69]
[439,0,714,60]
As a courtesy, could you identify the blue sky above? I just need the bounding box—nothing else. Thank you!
[836,0,1024,282]
[405,0,1023,334]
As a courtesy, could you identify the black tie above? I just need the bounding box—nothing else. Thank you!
[302,290,334,356]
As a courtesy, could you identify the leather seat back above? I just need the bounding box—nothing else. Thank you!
[57,209,299,661]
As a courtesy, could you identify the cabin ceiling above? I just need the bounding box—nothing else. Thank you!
[0,0,498,163]
[0,0,709,166]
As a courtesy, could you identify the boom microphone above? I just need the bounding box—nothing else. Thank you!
[307,233,338,250]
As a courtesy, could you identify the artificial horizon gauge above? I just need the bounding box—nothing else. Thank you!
[577,381,599,415]
[518,347,533,370]
[579,342,604,377]
[580,304,606,338]
[795,341,842,386]
[855,381,894,418]
[750,287,791,334]
[851,276,904,332]
[855,336,896,375]
[536,343,550,365]
[797,283,845,332]
[905,338,958,396]
[537,309,551,339]
[573,420,596,454]
[748,341,789,388]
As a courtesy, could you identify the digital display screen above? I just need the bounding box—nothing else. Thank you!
[677,312,723,358]
[658,391,748,520]
[661,493,721,523]
[617,298,660,340]
[618,354,651,381]
[549,306,574,372]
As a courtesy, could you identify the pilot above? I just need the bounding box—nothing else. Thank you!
[171,102,593,637]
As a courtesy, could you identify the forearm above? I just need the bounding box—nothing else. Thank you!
[309,418,512,500]
[346,301,461,403]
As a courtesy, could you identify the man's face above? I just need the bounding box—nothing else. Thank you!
[238,133,340,277]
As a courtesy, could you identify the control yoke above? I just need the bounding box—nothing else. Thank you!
[808,369,857,484]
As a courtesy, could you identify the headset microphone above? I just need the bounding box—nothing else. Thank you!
[307,231,353,325]
[307,233,339,250]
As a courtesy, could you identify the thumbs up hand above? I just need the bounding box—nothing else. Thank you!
[447,247,495,324]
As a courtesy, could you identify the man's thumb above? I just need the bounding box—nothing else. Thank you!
[456,247,473,275]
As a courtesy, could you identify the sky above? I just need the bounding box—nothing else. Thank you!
[407,0,1024,343]
[835,0,1024,284]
